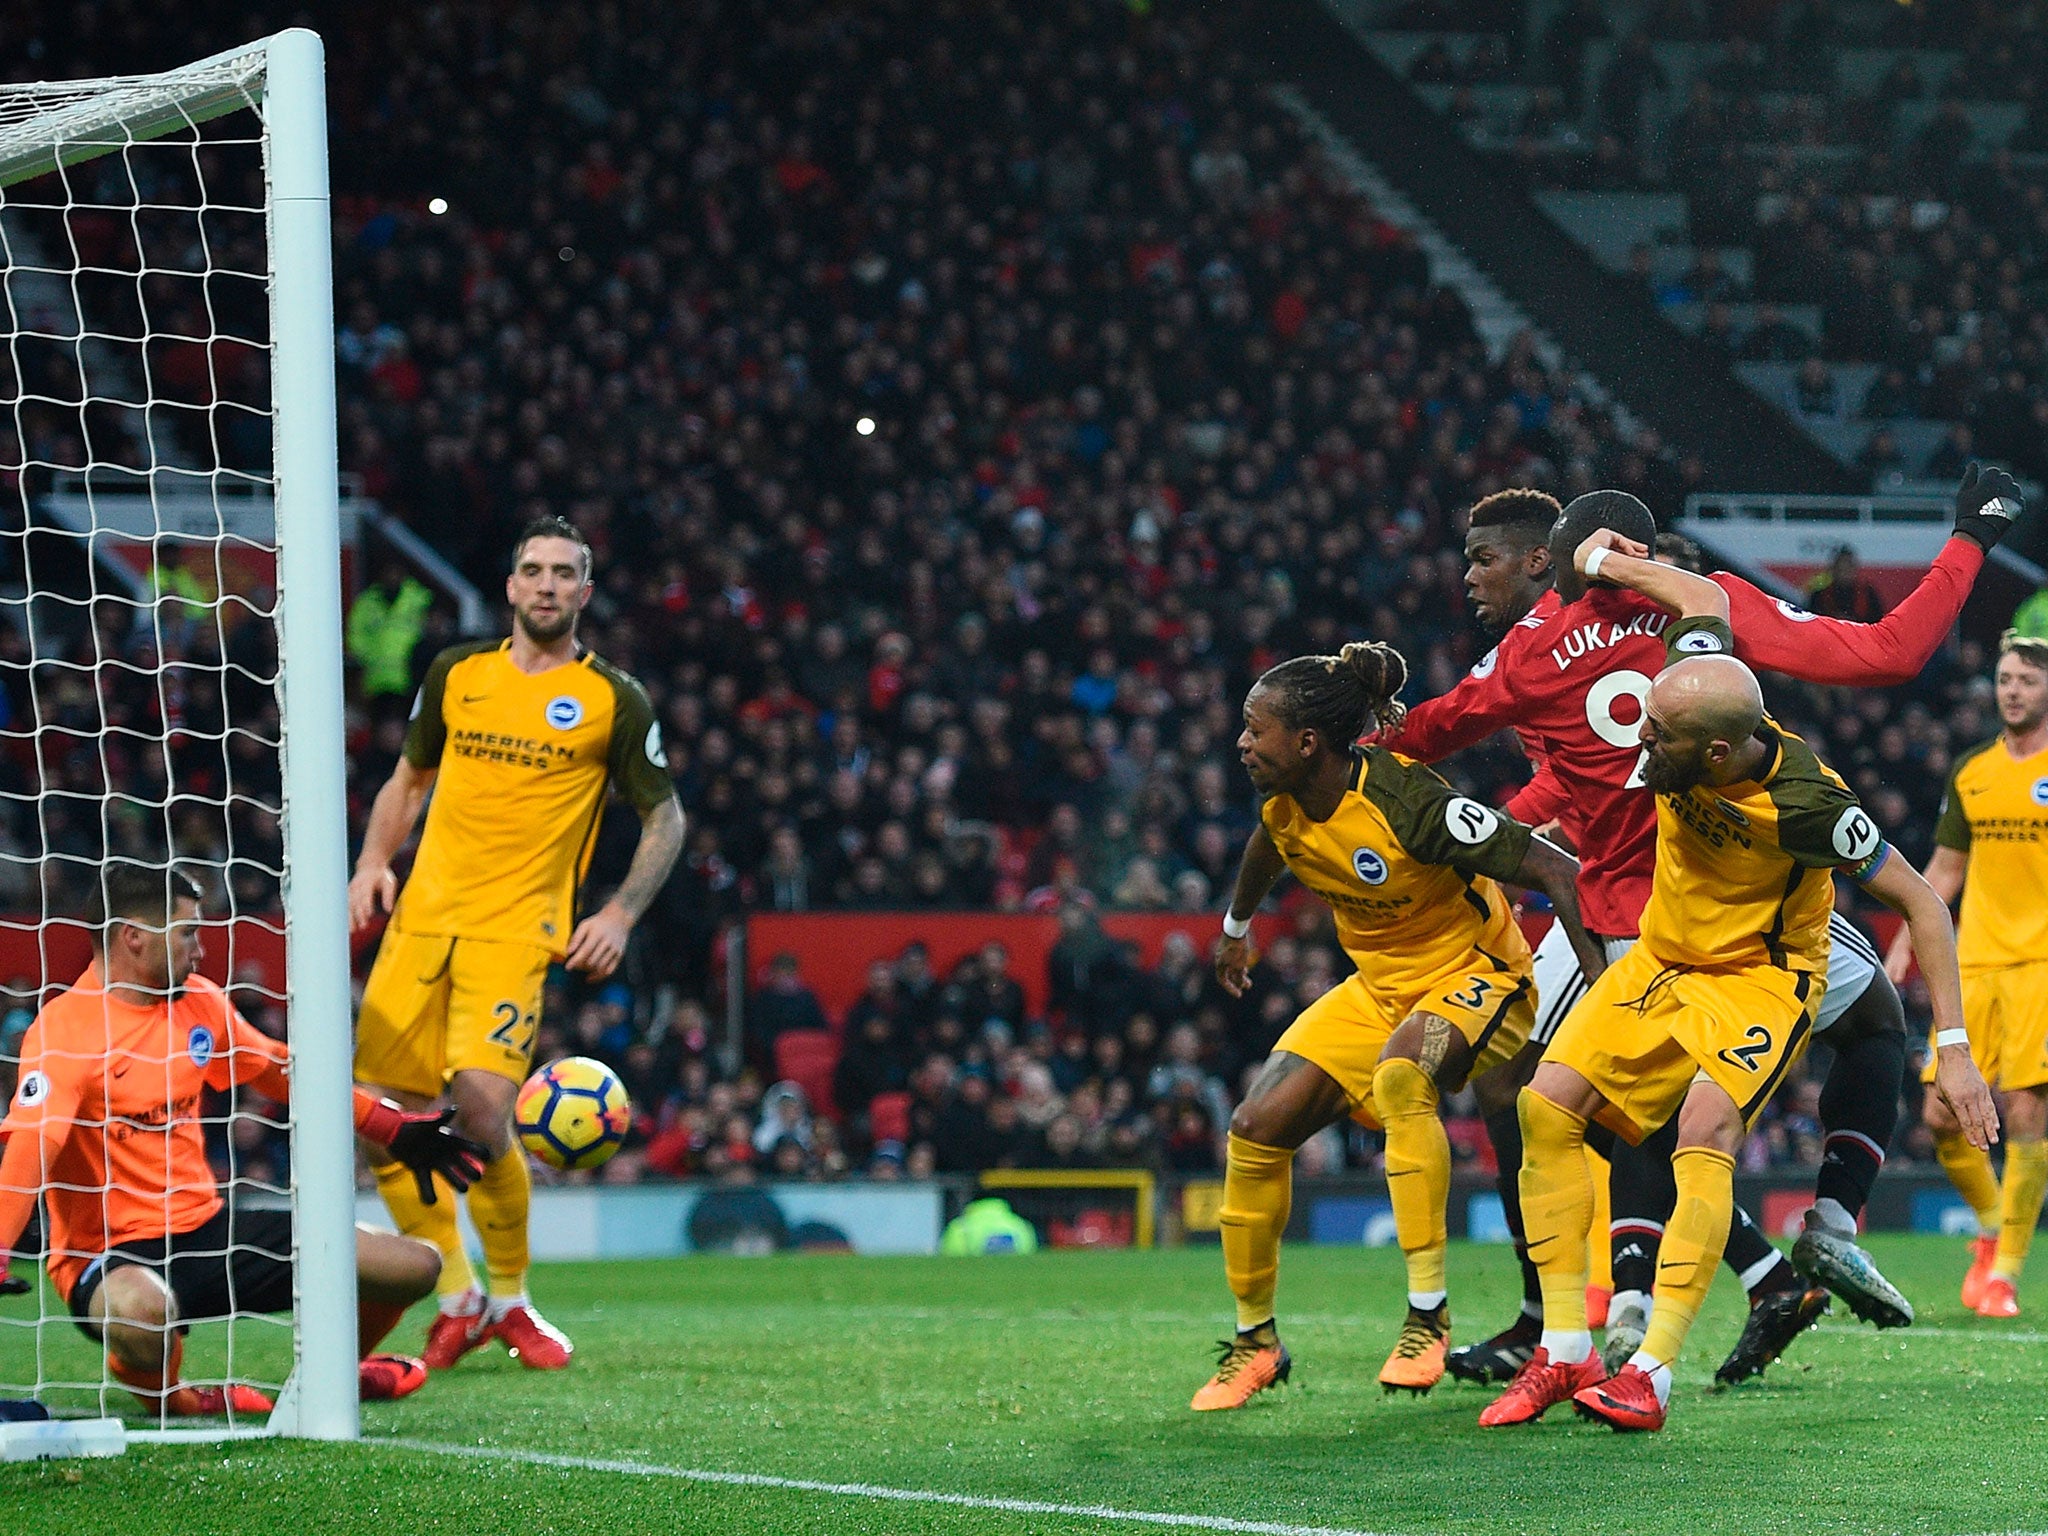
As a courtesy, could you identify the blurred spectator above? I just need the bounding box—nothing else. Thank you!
[1805,547,1887,623]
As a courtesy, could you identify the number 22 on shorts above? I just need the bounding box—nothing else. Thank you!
[488,1000,537,1060]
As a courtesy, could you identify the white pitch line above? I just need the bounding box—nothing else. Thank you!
[379,1438,1396,1536]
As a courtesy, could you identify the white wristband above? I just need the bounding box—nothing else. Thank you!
[1935,1028,1970,1048]
[1222,911,1251,940]
[1583,547,1610,581]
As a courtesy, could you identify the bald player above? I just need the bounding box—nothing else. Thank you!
[1480,531,1994,1433]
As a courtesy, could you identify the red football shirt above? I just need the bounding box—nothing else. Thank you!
[1389,535,1981,937]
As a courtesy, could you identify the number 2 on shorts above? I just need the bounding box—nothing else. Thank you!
[1716,1024,1773,1073]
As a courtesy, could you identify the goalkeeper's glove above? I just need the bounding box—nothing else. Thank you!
[358,1101,489,1205]
[1953,461,2025,552]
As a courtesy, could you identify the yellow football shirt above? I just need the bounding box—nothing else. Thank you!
[1637,618,1889,974]
[1934,734,2048,971]
[393,640,675,954]
[1260,748,1535,1002]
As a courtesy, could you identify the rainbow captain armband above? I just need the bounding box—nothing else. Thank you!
[1845,839,1891,885]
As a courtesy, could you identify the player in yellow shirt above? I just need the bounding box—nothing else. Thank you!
[1482,532,1995,1432]
[1190,640,1604,1408]
[350,517,685,1371]
[1885,631,2048,1317]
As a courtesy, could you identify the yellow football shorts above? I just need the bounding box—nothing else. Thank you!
[1276,958,1534,1130]
[1921,961,2048,1093]
[1545,942,1821,1144]
[354,929,549,1097]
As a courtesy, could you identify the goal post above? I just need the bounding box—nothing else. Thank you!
[0,30,356,1441]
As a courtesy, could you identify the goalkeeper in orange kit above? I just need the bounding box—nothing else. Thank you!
[0,865,486,1416]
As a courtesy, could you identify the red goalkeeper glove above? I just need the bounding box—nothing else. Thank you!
[358,1101,489,1205]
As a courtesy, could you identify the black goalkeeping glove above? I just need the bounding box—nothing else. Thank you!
[1953,461,2025,552]
[361,1101,490,1205]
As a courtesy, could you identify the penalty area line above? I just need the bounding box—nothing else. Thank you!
[379,1437,1397,1536]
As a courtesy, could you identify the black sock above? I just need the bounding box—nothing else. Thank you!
[1727,1203,1800,1296]
[1815,1007,1906,1220]
[1609,1118,1679,1294]
[1484,1104,1542,1315]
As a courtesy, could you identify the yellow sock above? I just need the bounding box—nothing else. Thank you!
[1219,1134,1294,1331]
[1639,1146,1735,1369]
[1518,1089,1592,1341]
[468,1145,533,1298]
[1587,1146,1613,1292]
[373,1156,476,1298]
[1936,1129,2003,1232]
[1992,1139,2048,1283]
[1373,1058,1449,1303]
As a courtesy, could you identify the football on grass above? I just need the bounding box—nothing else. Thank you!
[516,1056,631,1171]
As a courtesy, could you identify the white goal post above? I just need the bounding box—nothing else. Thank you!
[0,30,356,1441]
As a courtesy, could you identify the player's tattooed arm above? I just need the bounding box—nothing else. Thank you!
[563,797,685,980]
[1509,834,1607,983]
[1217,826,1288,998]
[1862,848,1998,1151]
[1575,529,1730,622]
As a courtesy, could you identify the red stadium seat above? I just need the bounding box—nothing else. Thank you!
[867,1090,912,1144]
[774,1029,840,1120]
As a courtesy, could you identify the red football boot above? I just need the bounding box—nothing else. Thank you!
[1573,1362,1667,1432]
[1478,1346,1607,1427]
[170,1383,276,1417]
[493,1303,573,1369]
[1960,1235,1998,1312]
[422,1301,493,1371]
[359,1353,430,1401]
[1586,1284,1612,1330]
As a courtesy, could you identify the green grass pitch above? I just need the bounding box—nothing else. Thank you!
[3,1235,2044,1535]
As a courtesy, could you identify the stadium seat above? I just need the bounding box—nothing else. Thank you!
[774,1030,840,1120]
[867,1091,912,1145]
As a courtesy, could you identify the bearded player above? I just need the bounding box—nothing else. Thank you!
[1403,469,2023,1386]
[1479,533,1995,1432]
[1884,630,2048,1317]
[1191,641,1603,1408]
[0,865,487,1416]
[351,517,684,1370]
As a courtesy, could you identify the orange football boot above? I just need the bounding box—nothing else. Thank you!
[1573,1363,1666,1432]
[1960,1235,1998,1312]
[1379,1305,1450,1395]
[1190,1325,1291,1410]
[168,1383,275,1417]
[1976,1275,2020,1319]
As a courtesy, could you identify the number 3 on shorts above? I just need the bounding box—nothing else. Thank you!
[488,1000,537,1061]
[1446,976,1493,1011]
[1716,1024,1773,1073]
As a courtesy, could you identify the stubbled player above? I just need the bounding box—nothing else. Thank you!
[1395,468,2023,1386]
[351,517,684,1372]
[1479,531,1994,1432]
[1885,630,2048,1318]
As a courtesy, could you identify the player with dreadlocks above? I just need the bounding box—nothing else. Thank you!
[1190,641,1605,1409]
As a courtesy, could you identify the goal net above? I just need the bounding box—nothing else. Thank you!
[0,32,357,1440]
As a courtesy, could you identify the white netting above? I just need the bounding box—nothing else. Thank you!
[0,49,294,1429]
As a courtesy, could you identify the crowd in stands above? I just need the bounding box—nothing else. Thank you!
[0,0,2018,1193]
[1398,0,2048,483]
